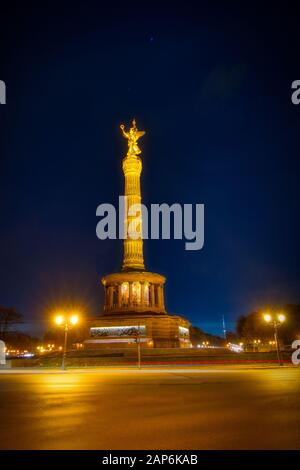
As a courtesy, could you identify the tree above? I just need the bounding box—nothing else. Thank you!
[43,322,89,347]
[236,305,300,345]
[0,307,23,339]
[236,311,270,342]
[226,331,239,343]
[280,304,300,343]
[5,332,39,350]
[190,326,224,347]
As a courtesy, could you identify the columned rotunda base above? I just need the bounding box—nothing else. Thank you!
[84,271,191,349]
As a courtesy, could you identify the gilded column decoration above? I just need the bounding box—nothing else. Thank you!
[120,119,145,271]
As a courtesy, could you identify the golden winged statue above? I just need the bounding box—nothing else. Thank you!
[120,119,145,156]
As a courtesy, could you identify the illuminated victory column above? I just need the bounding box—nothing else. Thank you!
[85,120,191,349]
[120,119,145,271]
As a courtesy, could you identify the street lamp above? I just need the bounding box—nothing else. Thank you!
[263,312,286,366]
[54,312,79,370]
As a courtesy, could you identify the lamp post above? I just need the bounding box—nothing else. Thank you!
[263,312,286,366]
[55,313,79,370]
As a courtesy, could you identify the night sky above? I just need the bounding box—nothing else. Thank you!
[1,3,300,336]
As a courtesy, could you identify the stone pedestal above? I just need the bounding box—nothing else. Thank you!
[84,312,191,349]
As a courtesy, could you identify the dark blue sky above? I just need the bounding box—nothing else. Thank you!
[0,3,300,335]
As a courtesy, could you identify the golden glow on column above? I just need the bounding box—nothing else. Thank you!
[120,119,145,271]
[121,282,129,304]
[143,282,149,305]
[132,281,141,304]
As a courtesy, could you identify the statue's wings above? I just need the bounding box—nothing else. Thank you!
[135,130,145,139]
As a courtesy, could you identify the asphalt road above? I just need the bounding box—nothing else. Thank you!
[0,366,299,450]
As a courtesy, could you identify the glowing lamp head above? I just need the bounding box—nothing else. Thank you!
[263,313,272,323]
[55,315,64,326]
[70,314,79,326]
[278,313,286,323]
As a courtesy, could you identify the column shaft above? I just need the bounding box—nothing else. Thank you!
[157,285,162,308]
[150,284,155,307]
[161,285,165,310]
[118,284,122,307]
[108,286,113,309]
[141,282,145,306]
